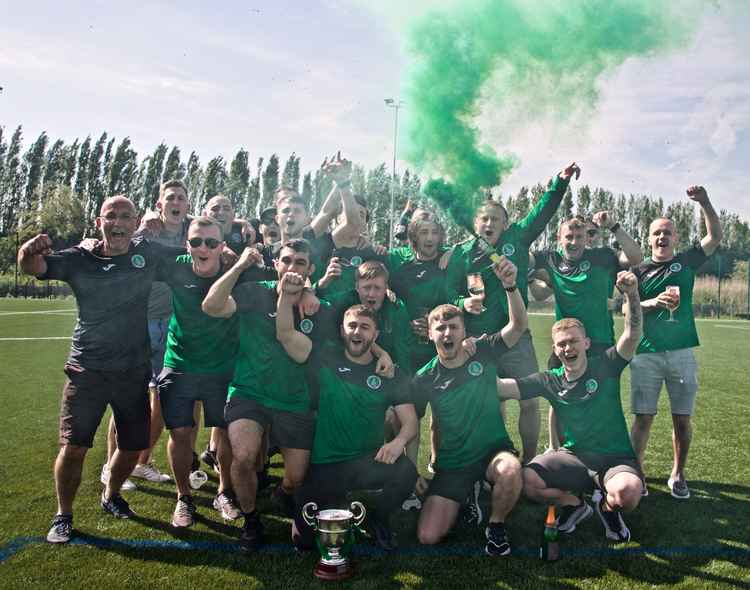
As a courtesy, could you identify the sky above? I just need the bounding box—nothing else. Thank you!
[1,0,749,219]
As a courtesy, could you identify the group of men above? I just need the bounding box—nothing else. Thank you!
[18,153,722,557]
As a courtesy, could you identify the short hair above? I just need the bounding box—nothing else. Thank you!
[650,217,675,231]
[407,217,445,247]
[99,195,136,216]
[188,216,223,236]
[343,304,378,329]
[356,260,389,283]
[428,304,464,327]
[159,179,189,201]
[476,198,509,222]
[279,238,311,257]
[551,318,587,338]
[205,194,232,208]
[276,192,309,212]
[558,217,587,234]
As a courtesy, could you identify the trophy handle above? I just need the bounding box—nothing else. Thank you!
[302,502,319,529]
[349,501,366,527]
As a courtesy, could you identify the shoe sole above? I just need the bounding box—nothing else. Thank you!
[485,544,511,556]
[46,532,72,544]
[171,518,195,528]
[559,502,593,534]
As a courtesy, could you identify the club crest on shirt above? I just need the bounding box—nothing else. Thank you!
[300,318,314,334]
[468,361,484,377]
[350,255,363,267]
[585,379,599,394]
[501,243,515,257]
[367,375,382,390]
[131,254,146,269]
[579,260,591,272]
[669,262,682,273]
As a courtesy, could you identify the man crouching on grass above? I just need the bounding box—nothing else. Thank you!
[497,271,644,542]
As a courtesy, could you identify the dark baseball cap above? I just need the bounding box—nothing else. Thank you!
[260,207,277,224]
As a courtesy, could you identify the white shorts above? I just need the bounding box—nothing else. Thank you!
[630,348,698,416]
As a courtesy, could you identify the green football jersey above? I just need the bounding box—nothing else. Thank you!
[323,290,416,375]
[411,336,514,470]
[388,251,448,371]
[159,255,247,374]
[535,247,619,346]
[315,244,387,299]
[308,344,411,464]
[633,245,709,353]
[517,347,634,457]
[229,281,336,413]
[446,175,569,336]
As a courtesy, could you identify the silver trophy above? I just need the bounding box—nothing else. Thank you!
[302,501,366,581]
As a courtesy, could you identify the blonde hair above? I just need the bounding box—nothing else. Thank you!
[551,318,587,337]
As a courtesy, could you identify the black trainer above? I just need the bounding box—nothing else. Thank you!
[240,512,265,552]
[46,514,73,544]
[460,480,483,527]
[200,446,218,472]
[370,516,396,551]
[558,498,593,533]
[101,492,135,519]
[485,522,511,556]
[595,496,631,542]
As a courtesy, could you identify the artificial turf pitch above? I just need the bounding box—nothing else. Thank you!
[0,298,748,589]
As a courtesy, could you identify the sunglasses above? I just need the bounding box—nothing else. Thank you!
[188,237,221,249]
[587,229,599,237]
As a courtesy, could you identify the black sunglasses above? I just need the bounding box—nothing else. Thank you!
[188,237,221,249]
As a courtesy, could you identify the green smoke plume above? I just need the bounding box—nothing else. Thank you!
[403,0,701,230]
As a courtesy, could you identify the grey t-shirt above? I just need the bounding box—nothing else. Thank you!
[141,218,190,319]
[40,236,180,371]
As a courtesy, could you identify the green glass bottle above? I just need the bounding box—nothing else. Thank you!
[540,505,560,561]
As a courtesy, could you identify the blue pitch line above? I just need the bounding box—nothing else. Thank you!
[1,536,748,564]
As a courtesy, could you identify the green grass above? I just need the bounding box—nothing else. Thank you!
[0,300,748,589]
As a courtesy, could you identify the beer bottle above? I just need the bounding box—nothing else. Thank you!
[540,505,560,561]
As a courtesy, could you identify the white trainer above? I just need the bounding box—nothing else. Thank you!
[131,462,172,483]
[100,463,137,491]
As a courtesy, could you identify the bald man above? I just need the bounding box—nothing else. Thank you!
[19,195,183,544]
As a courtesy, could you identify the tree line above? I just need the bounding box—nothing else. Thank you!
[1,124,748,278]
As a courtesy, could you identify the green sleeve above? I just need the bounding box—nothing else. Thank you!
[518,175,569,245]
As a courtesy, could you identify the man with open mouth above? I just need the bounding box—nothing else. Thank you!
[19,195,184,544]
[499,270,644,543]
[629,186,722,501]
[413,256,527,556]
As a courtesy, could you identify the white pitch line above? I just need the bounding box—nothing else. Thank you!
[0,309,76,316]
[0,336,71,341]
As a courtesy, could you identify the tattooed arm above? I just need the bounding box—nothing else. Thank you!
[615,270,642,361]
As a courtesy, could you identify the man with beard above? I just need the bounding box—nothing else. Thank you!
[414,257,526,556]
[19,196,180,544]
[202,239,336,551]
[498,271,644,542]
[156,217,247,527]
[277,296,418,551]
[445,162,581,464]
[629,186,721,500]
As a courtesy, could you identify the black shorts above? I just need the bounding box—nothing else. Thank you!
[157,368,231,430]
[526,449,642,494]
[59,363,151,451]
[427,446,518,503]
[224,397,315,450]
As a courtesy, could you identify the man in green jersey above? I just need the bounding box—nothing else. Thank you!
[276,295,418,551]
[202,239,334,551]
[413,257,526,556]
[156,217,250,527]
[445,162,581,463]
[629,186,722,500]
[498,271,644,542]
[319,260,415,374]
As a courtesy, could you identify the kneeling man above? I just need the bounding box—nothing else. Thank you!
[499,271,643,542]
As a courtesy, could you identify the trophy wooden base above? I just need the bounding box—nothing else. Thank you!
[314,560,354,581]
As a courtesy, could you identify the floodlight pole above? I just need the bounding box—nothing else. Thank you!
[384,98,404,249]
